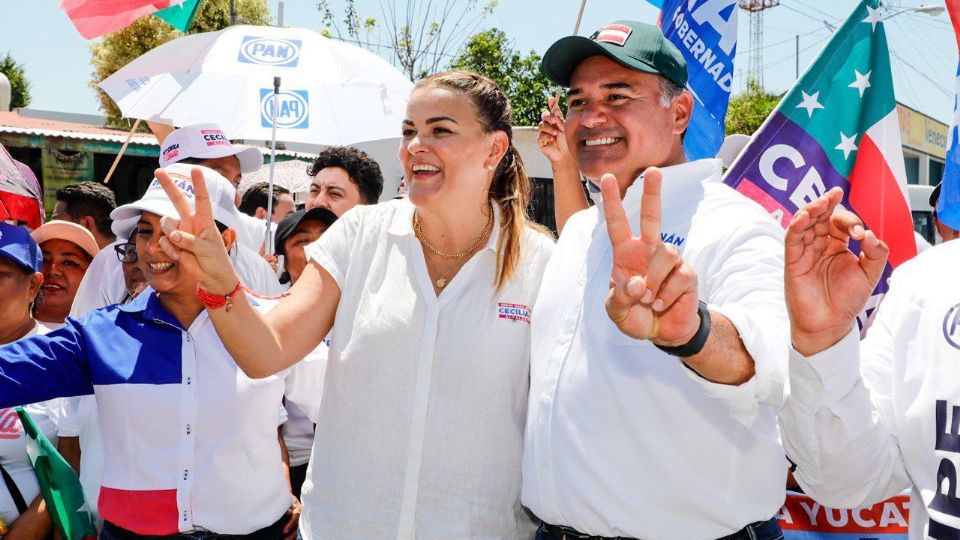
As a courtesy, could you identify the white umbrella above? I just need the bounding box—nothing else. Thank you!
[100,24,413,253]
[99,25,413,146]
[237,158,312,196]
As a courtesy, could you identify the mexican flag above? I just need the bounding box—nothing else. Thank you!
[723,0,916,320]
[59,0,193,39]
[16,408,96,540]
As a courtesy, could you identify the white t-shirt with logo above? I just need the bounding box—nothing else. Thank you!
[298,198,554,539]
[781,239,960,538]
[0,322,60,526]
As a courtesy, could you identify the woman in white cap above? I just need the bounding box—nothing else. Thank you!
[0,223,59,539]
[0,164,300,540]
[30,220,100,329]
[155,71,555,538]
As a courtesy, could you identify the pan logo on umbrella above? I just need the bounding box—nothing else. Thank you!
[239,36,302,67]
[260,89,310,129]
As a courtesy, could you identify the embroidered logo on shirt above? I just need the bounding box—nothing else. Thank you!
[943,303,960,350]
[660,232,686,248]
[498,303,530,324]
[0,408,22,440]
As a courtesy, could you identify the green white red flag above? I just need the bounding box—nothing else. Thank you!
[723,0,916,323]
[60,0,190,39]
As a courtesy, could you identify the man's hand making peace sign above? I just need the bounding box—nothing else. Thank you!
[601,167,756,386]
[602,168,700,346]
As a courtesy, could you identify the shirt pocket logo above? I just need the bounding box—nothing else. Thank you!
[498,303,531,324]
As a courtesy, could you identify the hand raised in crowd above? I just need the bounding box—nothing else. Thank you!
[785,187,888,356]
[537,95,576,167]
[155,167,240,295]
[602,168,701,345]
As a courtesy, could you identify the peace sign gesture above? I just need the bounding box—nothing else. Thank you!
[602,168,701,345]
[154,167,239,295]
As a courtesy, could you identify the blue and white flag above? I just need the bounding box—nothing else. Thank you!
[653,0,738,160]
[938,0,960,229]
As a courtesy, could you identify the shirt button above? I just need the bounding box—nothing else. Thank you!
[186,335,192,342]
[183,469,189,480]
[186,377,192,385]
[186,424,192,435]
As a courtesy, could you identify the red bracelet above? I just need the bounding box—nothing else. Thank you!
[196,281,244,311]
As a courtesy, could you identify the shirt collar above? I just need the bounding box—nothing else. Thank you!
[118,287,183,329]
[597,159,722,221]
[388,197,503,254]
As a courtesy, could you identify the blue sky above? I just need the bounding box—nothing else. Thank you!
[1,0,955,122]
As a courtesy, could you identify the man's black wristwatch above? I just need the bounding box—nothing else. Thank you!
[654,301,712,357]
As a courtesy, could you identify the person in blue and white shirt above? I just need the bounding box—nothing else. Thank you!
[779,185,960,538]
[0,164,299,539]
[0,223,59,539]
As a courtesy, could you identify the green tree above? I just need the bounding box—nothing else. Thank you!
[317,0,499,81]
[450,29,551,126]
[90,0,270,127]
[724,78,782,135]
[0,52,31,109]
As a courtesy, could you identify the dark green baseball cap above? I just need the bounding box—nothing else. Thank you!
[541,20,687,88]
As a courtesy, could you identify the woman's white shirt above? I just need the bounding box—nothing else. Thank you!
[299,198,553,539]
[0,322,59,526]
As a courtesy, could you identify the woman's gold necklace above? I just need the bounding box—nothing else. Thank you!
[414,210,493,288]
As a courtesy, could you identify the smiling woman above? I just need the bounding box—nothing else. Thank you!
[30,220,99,328]
[151,70,557,538]
[0,166,303,538]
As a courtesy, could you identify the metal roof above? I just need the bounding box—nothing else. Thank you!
[0,111,158,146]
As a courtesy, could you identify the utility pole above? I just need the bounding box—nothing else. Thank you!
[230,0,236,25]
[795,34,799,80]
[738,0,780,87]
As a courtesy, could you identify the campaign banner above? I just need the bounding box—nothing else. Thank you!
[778,492,909,540]
[723,0,916,329]
[936,0,960,229]
[40,148,94,216]
[655,0,738,160]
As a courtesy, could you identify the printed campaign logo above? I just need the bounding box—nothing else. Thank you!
[943,302,960,350]
[0,408,22,440]
[147,172,195,199]
[162,143,180,162]
[201,129,229,147]
[498,303,531,324]
[260,89,309,129]
[238,36,302,67]
[595,24,633,46]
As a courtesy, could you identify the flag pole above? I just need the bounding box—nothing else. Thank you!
[551,0,588,106]
[265,76,281,255]
[103,118,141,184]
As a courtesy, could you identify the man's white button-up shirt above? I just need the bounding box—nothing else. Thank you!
[523,159,789,539]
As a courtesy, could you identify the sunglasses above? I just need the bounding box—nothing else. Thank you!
[114,242,137,264]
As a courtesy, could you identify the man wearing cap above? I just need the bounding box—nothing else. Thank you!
[524,21,788,539]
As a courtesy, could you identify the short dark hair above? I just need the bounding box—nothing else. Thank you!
[55,182,117,238]
[308,147,384,204]
[238,182,291,217]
